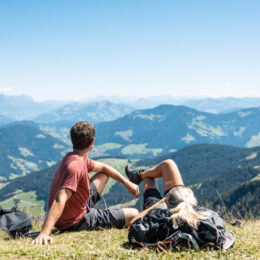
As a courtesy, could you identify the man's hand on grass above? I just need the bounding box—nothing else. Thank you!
[32,188,71,246]
[33,233,53,245]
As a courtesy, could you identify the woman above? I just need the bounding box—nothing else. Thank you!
[125,160,234,250]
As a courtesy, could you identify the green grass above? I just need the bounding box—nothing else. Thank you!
[115,130,133,141]
[249,174,260,182]
[90,143,122,157]
[0,221,259,259]
[121,144,148,155]
[121,144,163,156]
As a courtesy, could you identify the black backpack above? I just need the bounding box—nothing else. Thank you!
[128,206,226,250]
[0,207,33,238]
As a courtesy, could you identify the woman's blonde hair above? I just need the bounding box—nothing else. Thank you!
[165,186,210,230]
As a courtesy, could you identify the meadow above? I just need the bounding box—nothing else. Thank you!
[0,220,259,259]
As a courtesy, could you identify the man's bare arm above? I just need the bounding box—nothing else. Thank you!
[33,188,72,245]
[93,161,139,197]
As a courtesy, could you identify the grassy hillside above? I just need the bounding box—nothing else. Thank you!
[0,122,69,179]
[0,220,258,259]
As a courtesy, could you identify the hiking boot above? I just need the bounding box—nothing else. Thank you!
[125,165,144,185]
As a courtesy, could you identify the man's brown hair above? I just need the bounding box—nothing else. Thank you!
[70,121,96,150]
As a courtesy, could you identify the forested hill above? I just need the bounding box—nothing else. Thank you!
[213,176,260,218]
[136,143,260,185]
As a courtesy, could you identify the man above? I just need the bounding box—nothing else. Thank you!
[33,121,139,245]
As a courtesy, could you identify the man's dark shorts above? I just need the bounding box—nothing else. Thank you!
[62,181,125,232]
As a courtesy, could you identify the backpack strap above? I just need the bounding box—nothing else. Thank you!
[215,225,219,243]
[130,198,166,226]
[142,231,200,251]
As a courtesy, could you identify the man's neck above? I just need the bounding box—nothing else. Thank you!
[73,148,89,159]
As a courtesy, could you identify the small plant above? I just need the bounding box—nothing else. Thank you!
[13,197,21,208]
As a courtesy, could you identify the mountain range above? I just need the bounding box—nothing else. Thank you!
[182,97,260,114]
[1,103,260,168]
[93,105,260,158]
[0,94,67,120]
[83,95,260,113]
[30,101,135,147]
[2,93,260,122]
[34,100,134,125]
[2,104,260,160]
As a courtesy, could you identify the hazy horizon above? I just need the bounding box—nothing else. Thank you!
[2,92,260,103]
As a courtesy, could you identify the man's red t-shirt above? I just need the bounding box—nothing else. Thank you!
[48,152,95,230]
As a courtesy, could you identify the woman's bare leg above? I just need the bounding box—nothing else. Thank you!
[143,177,158,194]
[141,159,184,193]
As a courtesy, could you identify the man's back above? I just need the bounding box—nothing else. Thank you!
[48,152,94,229]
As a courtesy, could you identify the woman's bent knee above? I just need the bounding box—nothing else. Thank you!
[162,159,176,168]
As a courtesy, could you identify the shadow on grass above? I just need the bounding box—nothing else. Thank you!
[121,241,150,252]
[122,241,145,251]
[121,241,132,250]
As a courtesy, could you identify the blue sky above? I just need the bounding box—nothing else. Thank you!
[0,0,259,101]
